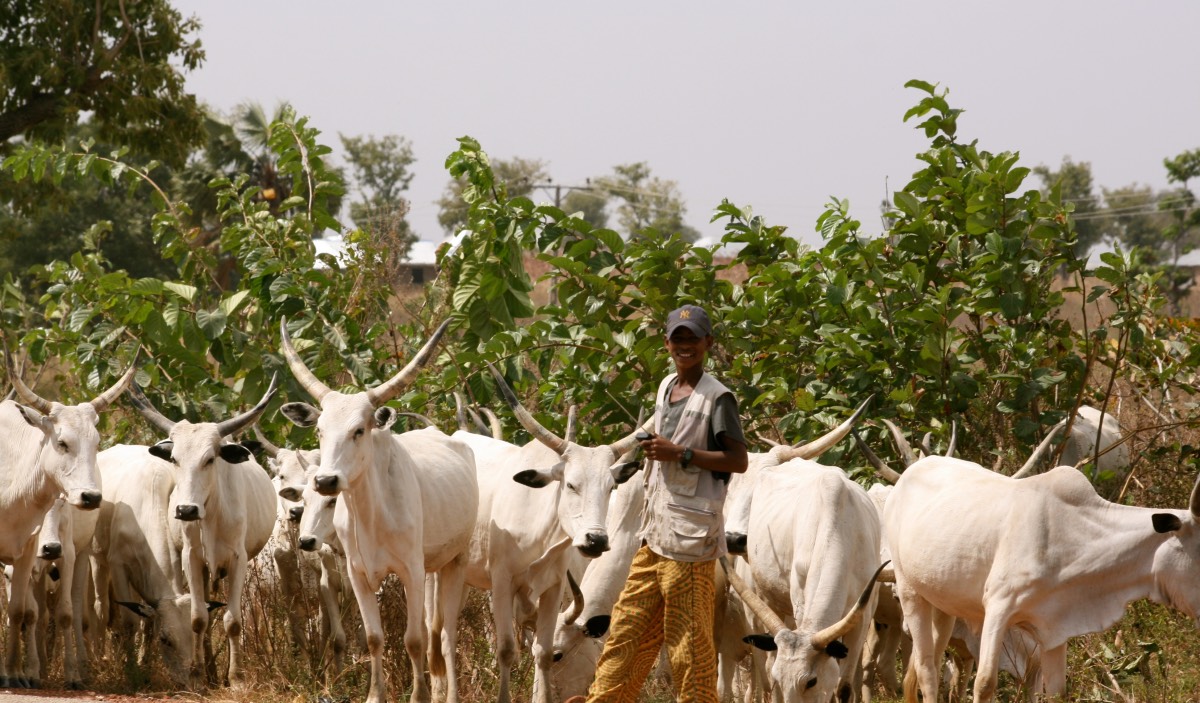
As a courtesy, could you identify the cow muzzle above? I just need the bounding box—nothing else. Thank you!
[298,536,319,552]
[77,490,102,510]
[39,542,63,561]
[577,532,610,558]
[288,506,304,522]
[175,504,201,521]
[725,532,748,555]
[313,474,340,496]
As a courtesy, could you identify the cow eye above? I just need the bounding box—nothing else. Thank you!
[805,678,817,690]
[160,635,173,649]
[57,440,69,451]
[566,483,578,492]
[325,498,337,508]
[354,428,364,439]
[205,457,214,466]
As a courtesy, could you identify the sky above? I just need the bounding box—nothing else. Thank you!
[170,1,1200,256]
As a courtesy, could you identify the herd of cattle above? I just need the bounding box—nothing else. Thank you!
[1,316,1195,703]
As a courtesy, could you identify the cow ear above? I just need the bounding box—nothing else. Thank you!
[279,486,302,502]
[612,461,643,485]
[824,639,849,659]
[743,634,777,652]
[219,444,253,464]
[281,402,320,428]
[149,441,174,463]
[240,440,265,459]
[583,615,611,638]
[1152,513,1183,534]
[14,404,46,429]
[116,601,154,619]
[513,468,555,488]
[207,600,227,613]
[375,407,397,430]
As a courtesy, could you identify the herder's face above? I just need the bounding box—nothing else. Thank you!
[665,328,712,372]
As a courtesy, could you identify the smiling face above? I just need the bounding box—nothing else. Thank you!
[665,327,713,374]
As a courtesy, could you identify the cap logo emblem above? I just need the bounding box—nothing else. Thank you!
[680,310,691,319]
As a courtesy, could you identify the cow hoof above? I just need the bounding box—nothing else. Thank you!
[0,677,9,688]
[66,680,84,690]
[28,678,41,689]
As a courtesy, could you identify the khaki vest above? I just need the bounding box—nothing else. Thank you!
[639,372,731,562]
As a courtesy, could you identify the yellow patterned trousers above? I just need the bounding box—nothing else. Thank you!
[586,545,717,703]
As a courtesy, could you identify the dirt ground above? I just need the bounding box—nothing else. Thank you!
[0,689,178,703]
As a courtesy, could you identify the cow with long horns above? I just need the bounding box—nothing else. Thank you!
[0,345,136,688]
[125,377,278,687]
[451,366,648,703]
[726,460,886,703]
[885,455,1200,703]
[279,319,478,703]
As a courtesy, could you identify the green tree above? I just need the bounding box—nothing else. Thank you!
[437,156,548,236]
[593,162,699,242]
[560,187,610,229]
[1034,157,1104,260]
[1100,185,1173,262]
[0,0,206,167]
[340,133,418,267]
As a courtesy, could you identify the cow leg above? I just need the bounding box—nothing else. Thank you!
[434,557,468,703]
[7,546,38,688]
[1038,643,1065,699]
[896,585,940,703]
[68,545,91,686]
[530,576,564,703]
[491,576,518,703]
[223,552,250,687]
[55,540,81,689]
[317,550,347,677]
[346,562,389,703]
[180,524,208,689]
[398,561,432,703]
[972,612,1013,703]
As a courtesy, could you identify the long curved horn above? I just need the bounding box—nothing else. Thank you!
[565,570,585,624]
[1010,420,1067,479]
[771,394,874,463]
[854,430,902,484]
[252,423,282,458]
[280,317,333,403]
[608,413,655,457]
[5,347,52,415]
[876,566,896,583]
[480,407,504,440]
[489,363,567,455]
[216,372,280,438]
[126,382,176,434]
[810,561,890,651]
[90,356,140,412]
[454,392,470,432]
[365,320,452,406]
[565,405,579,445]
[757,435,782,448]
[398,412,438,429]
[1190,473,1200,519]
[720,556,786,636]
[919,432,933,459]
[881,419,919,468]
[467,407,491,435]
[945,421,957,457]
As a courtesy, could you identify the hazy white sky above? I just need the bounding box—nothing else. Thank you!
[171,1,1199,251]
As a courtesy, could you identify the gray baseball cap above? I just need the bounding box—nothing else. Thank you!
[665,305,713,338]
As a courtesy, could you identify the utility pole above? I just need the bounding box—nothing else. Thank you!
[530,179,595,208]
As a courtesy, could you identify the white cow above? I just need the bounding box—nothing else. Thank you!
[452,366,647,703]
[1051,405,1129,481]
[125,378,278,687]
[259,433,351,676]
[280,318,478,703]
[885,456,1200,703]
[25,496,101,689]
[731,462,885,703]
[0,349,136,688]
[91,444,206,688]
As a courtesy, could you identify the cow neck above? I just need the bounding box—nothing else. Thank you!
[0,411,56,515]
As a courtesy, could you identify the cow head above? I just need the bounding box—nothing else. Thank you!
[4,348,137,510]
[1149,473,1200,622]
[278,318,450,496]
[37,496,70,561]
[116,594,218,688]
[489,364,648,558]
[127,375,278,522]
[256,428,319,529]
[726,557,887,703]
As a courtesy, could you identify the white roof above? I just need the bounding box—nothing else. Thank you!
[311,233,444,267]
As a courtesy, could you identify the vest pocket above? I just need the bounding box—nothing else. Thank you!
[666,502,720,556]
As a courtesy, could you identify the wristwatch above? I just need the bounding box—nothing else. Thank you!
[680,448,694,469]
